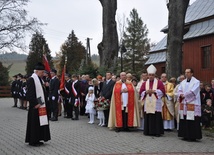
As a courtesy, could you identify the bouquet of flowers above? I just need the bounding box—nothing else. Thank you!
[95,98,110,111]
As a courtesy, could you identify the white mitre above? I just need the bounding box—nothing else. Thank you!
[147,64,157,74]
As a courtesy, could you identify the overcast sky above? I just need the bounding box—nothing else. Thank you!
[25,0,196,56]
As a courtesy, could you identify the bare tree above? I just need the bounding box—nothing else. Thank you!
[0,0,43,52]
[117,13,126,44]
[166,0,190,78]
[98,0,119,72]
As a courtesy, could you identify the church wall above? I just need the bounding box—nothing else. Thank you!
[183,35,214,83]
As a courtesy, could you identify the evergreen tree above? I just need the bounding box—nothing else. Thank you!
[0,62,9,86]
[25,32,53,75]
[123,8,150,75]
[59,30,85,74]
[79,62,98,78]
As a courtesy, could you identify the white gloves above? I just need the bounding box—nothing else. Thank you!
[52,96,55,100]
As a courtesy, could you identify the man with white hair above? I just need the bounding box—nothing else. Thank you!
[174,74,185,130]
[160,73,175,130]
[108,72,140,132]
[25,62,51,146]
[140,64,165,137]
[136,72,148,131]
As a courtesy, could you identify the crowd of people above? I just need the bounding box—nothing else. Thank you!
[10,63,214,146]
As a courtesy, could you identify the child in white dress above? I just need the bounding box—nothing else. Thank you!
[85,87,96,124]
[97,110,105,126]
[97,97,105,127]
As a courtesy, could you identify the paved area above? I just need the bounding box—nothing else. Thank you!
[0,98,214,155]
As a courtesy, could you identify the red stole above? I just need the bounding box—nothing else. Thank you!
[114,81,135,127]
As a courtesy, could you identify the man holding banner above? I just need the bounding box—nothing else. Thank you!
[25,62,51,146]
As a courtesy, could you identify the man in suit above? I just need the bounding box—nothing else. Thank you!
[79,75,89,116]
[49,69,60,121]
[71,74,81,120]
[100,72,115,127]
[11,75,18,107]
[17,73,24,109]
[64,73,72,118]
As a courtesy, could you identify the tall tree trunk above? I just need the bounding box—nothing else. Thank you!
[98,0,119,72]
[166,0,189,78]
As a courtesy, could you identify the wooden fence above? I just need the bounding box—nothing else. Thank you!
[0,86,11,97]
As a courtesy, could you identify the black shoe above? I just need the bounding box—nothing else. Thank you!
[189,139,196,142]
[37,142,44,146]
[115,128,120,133]
[72,118,79,120]
[50,117,58,121]
[12,105,17,108]
[124,128,131,132]
[155,134,160,137]
[29,143,38,147]
[29,141,44,147]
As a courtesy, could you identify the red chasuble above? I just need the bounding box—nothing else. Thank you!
[114,81,135,127]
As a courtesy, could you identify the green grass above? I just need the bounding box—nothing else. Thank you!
[3,60,26,78]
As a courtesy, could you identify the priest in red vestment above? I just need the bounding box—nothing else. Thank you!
[140,64,165,137]
[108,72,140,132]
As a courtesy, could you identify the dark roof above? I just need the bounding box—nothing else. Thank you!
[146,0,214,65]
[184,18,214,39]
[145,51,166,65]
[150,36,167,52]
[185,0,214,23]
[161,0,214,32]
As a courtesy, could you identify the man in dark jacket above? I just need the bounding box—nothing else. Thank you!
[71,74,81,120]
[49,69,60,121]
[17,73,24,109]
[79,75,89,116]
[100,72,115,126]
[64,73,72,118]
[25,63,50,146]
[11,75,18,107]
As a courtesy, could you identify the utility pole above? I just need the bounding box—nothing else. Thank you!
[85,37,92,65]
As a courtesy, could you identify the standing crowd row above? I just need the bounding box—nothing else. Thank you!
[10,63,213,146]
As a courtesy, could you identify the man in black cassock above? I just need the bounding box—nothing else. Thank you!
[25,63,51,146]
